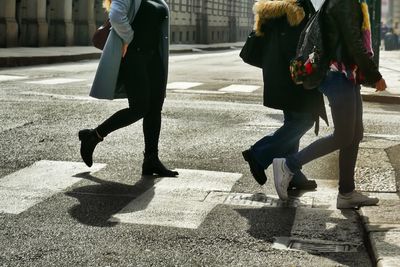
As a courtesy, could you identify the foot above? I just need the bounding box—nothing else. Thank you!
[242,149,267,185]
[288,179,317,191]
[78,129,102,167]
[336,190,379,209]
[272,158,293,200]
[142,153,179,177]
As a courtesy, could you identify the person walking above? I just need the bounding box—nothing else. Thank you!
[79,0,178,177]
[242,0,327,190]
[272,0,387,208]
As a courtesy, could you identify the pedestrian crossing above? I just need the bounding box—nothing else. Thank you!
[0,73,262,95]
[0,160,315,229]
[0,74,28,81]
[25,78,86,85]
[0,160,105,214]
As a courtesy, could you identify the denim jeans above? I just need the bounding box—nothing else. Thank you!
[250,110,314,182]
[286,71,363,193]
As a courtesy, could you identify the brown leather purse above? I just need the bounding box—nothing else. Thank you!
[92,19,111,50]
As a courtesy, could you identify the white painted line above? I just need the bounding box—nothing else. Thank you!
[25,78,86,85]
[0,160,106,214]
[33,62,99,72]
[218,84,260,93]
[172,89,227,95]
[20,91,98,101]
[110,169,242,229]
[167,82,203,90]
[364,133,400,141]
[0,74,28,81]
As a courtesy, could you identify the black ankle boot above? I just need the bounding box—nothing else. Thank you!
[78,129,102,167]
[142,152,179,177]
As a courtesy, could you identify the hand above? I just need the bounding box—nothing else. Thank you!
[122,43,129,58]
[375,78,387,92]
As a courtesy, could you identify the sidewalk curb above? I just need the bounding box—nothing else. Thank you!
[0,53,101,68]
[359,198,400,267]
[0,46,243,68]
[361,92,400,105]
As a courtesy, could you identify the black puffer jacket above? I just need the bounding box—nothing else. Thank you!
[322,0,382,84]
[254,0,327,125]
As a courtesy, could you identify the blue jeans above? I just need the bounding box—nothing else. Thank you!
[286,72,363,193]
[250,110,314,182]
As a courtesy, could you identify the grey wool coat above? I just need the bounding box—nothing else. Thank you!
[90,0,170,99]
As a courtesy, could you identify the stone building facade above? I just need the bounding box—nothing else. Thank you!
[391,0,400,26]
[0,0,254,47]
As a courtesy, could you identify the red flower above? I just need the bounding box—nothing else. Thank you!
[305,62,313,74]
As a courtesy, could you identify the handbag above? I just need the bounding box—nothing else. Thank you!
[290,0,329,89]
[92,18,111,50]
[239,31,264,68]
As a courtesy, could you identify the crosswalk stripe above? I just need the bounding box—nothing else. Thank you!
[218,84,261,93]
[110,169,242,229]
[167,82,203,90]
[0,74,28,81]
[171,89,227,95]
[25,78,86,85]
[0,160,106,214]
[20,91,99,101]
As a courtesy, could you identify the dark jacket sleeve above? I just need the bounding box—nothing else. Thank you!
[331,0,382,84]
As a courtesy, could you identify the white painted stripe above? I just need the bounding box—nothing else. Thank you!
[218,84,260,93]
[0,74,28,81]
[0,160,106,214]
[110,169,242,229]
[26,78,86,85]
[364,133,400,140]
[33,62,99,72]
[172,89,227,95]
[20,91,99,101]
[167,82,203,90]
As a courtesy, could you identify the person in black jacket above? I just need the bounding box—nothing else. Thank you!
[272,0,387,208]
[242,0,327,190]
[79,0,178,177]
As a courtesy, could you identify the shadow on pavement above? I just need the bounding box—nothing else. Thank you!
[235,200,374,266]
[65,172,156,227]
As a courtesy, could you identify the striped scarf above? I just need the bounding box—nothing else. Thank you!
[329,0,373,84]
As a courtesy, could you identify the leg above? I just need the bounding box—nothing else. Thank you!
[96,52,151,138]
[273,72,358,200]
[251,110,314,168]
[244,110,314,185]
[338,85,364,194]
[79,52,152,167]
[141,53,177,177]
[286,72,359,172]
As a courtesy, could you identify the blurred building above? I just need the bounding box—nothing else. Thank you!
[382,0,399,27]
[0,0,254,47]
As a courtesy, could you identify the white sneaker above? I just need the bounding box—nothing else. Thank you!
[336,191,379,209]
[273,158,294,201]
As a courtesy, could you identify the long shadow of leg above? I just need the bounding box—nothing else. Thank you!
[65,172,156,227]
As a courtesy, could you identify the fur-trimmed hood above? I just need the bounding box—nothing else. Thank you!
[253,0,305,36]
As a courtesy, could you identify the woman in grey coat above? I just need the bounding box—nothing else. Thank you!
[79,0,178,177]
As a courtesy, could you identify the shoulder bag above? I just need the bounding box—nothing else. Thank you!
[92,18,111,50]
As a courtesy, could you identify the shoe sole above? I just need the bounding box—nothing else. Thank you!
[288,181,317,191]
[273,159,288,201]
[337,199,379,209]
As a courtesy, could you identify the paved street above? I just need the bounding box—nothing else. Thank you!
[0,50,399,266]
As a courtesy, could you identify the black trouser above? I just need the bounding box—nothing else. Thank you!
[96,47,165,155]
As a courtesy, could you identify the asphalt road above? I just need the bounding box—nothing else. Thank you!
[0,50,399,266]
